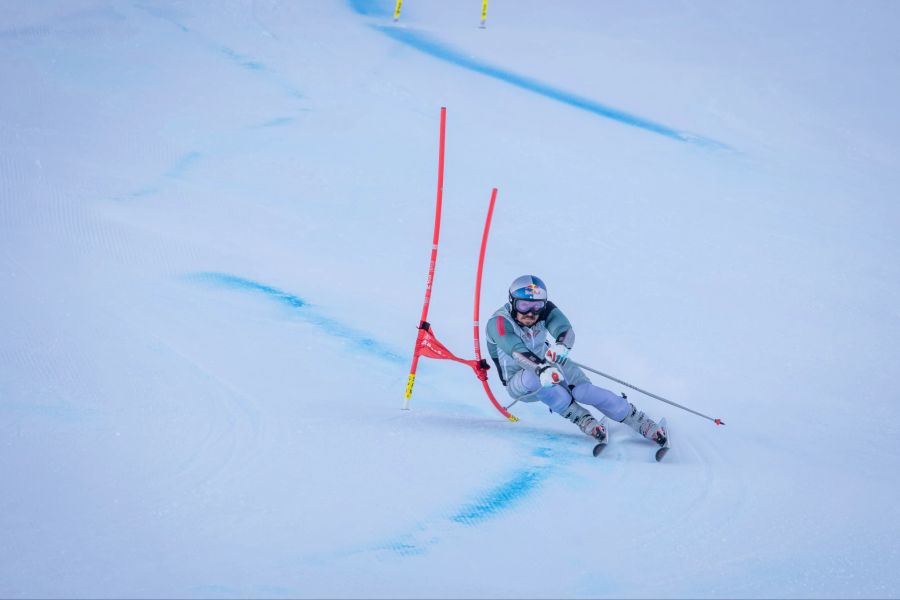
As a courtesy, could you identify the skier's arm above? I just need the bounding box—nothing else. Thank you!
[545,302,575,348]
[485,315,545,373]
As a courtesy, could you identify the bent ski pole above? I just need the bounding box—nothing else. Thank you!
[569,360,725,425]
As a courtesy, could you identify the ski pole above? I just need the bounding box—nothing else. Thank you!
[569,359,725,425]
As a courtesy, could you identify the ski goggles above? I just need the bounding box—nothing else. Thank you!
[513,299,546,314]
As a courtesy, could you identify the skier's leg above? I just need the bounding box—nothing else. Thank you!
[571,383,666,445]
[513,368,571,412]
[513,370,605,440]
[571,383,631,421]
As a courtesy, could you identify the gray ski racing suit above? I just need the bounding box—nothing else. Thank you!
[485,301,631,421]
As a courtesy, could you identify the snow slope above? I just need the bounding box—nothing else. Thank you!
[2,1,899,597]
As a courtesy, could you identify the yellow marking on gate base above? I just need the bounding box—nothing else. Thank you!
[405,373,415,399]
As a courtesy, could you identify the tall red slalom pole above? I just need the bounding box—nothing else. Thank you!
[404,107,447,409]
[473,189,518,421]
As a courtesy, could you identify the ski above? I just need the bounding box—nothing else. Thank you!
[591,416,609,457]
[654,417,670,462]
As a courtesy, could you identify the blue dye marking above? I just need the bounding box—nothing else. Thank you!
[258,116,295,128]
[130,185,160,198]
[136,4,303,99]
[165,151,202,179]
[374,26,728,149]
[187,272,406,364]
[126,152,200,197]
[531,446,553,458]
[378,540,429,557]
[191,272,306,308]
[216,47,303,98]
[451,468,545,525]
[344,0,729,149]
[348,435,580,558]
[133,2,191,32]
[220,46,266,71]
[125,151,199,198]
[346,0,388,17]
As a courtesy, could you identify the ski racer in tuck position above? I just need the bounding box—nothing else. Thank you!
[486,275,667,447]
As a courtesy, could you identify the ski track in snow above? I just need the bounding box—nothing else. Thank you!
[347,0,731,150]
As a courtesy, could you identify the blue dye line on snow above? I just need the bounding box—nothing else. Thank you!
[187,272,406,364]
[130,185,161,198]
[211,42,303,98]
[347,0,729,149]
[133,2,191,33]
[370,467,546,555]
[376,26,727,149]
[165,151,202,179]
[219,46,266,72]
[257,116,295,128]
[451,465,547,525]
[335,437,581,558]
[346,0,386,17]
[127,151,202,198]
[530,446,554,459]
[135,3,304,100]
[375,537,434,557]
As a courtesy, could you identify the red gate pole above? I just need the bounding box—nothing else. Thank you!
[404,107,447,409]
[473,188,518,421]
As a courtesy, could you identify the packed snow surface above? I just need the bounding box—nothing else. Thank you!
[2,1,899,597]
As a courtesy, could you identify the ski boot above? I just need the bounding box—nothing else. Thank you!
[561,401,607,443]
[622,403,667,447]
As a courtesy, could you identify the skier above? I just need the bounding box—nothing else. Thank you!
[485,275,667,447]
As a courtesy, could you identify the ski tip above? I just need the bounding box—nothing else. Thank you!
[655,446,669,462]
[592,442,607,457]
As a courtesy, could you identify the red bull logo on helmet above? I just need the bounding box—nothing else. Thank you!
[509,274,547,301]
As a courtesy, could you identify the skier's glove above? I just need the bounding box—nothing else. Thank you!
[544,342,570,365]
[537,363,563,387]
